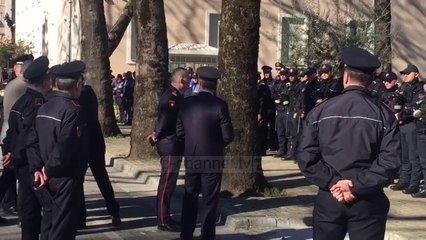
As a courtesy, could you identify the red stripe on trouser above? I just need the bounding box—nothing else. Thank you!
[160,154,172,224]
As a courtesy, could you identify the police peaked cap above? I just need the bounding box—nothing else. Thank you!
[383,71,398,82]
[318,64,332,74]
[11,54,34,65]
[339,47,381,74]
[23,56,49,82]
[196,66,221,82]
[51,60,86,79]
[288,68,298,76]
[275,62,283,69]
[302,67,317,77]
[261,65,273,73]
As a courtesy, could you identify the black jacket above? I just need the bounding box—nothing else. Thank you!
[257,80,271,119]
[3,88,45,168]
[79,85,105,160]
[176,92,234,165]
[297,86,401,197]
[154,85,184,141]
[399,80,424,123]
[27,92,89,178]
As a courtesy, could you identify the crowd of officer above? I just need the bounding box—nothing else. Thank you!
[257,61,425,198]
[0,55,121,240]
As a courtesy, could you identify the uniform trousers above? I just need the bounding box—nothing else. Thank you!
[416,132,426,183]
[313,189,389,240]
[44,177,84,240]
[400,123,421,187]
[156,138,182,225]
[267,110,278,150]
[181,170,222,240]
[85,155,120,217]
[1,145,17,210]
[276,111,288,155]
[16,165,50,240]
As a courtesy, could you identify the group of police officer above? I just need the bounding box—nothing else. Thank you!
[256,57,426,199]
[0,55,121,240]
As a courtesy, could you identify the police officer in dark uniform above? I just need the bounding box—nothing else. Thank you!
[297,47,401,240]
[381,72,403,113]
[390,65,423,194]
[262,66,279,151]
[367,72,386,99]
[312,64,343,104]
[78,83,121,226]
[27,61,89,240]
[147,67,189,231]
[177,66,234,240]
[299,67,319,119]
[257,67,272,156]
[274,67,290,158]
[274,62,284,81]
[2,56,51,240]
[412,77,426,198]
[282,68,301,159]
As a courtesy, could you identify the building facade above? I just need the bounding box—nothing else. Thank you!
[11,0,426,77]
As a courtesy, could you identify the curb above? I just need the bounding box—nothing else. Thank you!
[104,152,418,239]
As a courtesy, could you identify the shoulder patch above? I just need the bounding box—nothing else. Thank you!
[169,99,176,107]
[34,98,44,106]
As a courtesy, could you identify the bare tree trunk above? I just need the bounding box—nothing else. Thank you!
[374,0,392,71]
[79,0,120,136]
[129,0,169,160]
[108,0,134,56]
[217,0,262,196]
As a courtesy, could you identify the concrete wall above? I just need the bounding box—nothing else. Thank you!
[391,0,425,76]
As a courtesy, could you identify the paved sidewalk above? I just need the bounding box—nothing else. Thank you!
[105,136,426,240]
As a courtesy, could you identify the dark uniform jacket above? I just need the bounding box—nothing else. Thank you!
[257,80,271,119]
[154,85,183,142]
[381,85,403,113]
[79,85,105,161]
[297,86,401,197]
[3,88,45,168]
[27,92,89,178]
[176,92,234,168]
[300,79,320,116]
[367,80,386,100]
[313,77,343,102]
[399,80,424,123]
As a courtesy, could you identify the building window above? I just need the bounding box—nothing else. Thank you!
[169,55,217,71]
[0,0,5,6]
[207,13,220,48]
[280,17,306,65]
[127,18,137,64]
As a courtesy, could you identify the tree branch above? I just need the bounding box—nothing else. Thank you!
[107,0,134,56]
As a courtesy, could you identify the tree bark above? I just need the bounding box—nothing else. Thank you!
[217,0,262,196]
[374,0,392,71]
[108,0,134,56]
[79,0,121,136]
[129,0,169,160]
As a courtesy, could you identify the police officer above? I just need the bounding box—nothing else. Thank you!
[274,62,284,81]
[78,83,121,226]
[381,72,403,113]
[2,56,51,240]
[274,67,290,158]
[147,67,188,231]
[298,47,400,240]
[177,66,234,240]
[282,68,301,159]
[261,65,279,151]
[312,63,343,104]
[390,65,423,194]
[299,67,319,119]
[412,77,426,198]
[257,68,272,156]
[27,61,89,240]
[0,54,34,214]
[367,72,386,99]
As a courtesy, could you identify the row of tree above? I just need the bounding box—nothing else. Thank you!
[78,0,391,195]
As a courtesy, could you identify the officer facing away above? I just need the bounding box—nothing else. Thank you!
[27,61,89,240]
[297,47,401,240]
[177,66,234,240]
[3,56,51,240]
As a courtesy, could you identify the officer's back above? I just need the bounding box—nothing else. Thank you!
[178,92,233,157]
